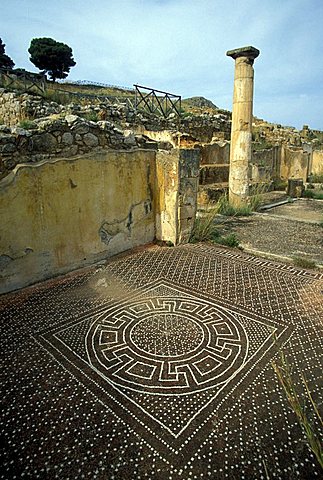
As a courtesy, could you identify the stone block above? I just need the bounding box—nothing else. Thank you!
[179,149,200,178]
[72,123,89,135]
[287,178,304,197]
[83,133,99,147]
[32,133,57,153]
[61,132,74,145]
[0,143,17,153]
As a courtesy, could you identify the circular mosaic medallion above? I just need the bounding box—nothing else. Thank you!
[129,314,204,358]
[86,290,248,394]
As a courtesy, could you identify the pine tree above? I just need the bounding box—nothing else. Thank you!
[28,37,76,82]
[0,38,15,70]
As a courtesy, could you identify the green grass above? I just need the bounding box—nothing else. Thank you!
[213,233,240,248]
[190,206,218,243]
[272,351,323,470]
[190,206,240,248]
[18,119,36,130]
[272,179,288,191]
[216,194,253,216]
[41,89,72,105]
[303,190,323,200]
[216,185,270,217]
[292,256,317,269]
[309,173,323,183]
[81,111,99,122]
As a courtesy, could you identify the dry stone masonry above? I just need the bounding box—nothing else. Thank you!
[0,114,157,179]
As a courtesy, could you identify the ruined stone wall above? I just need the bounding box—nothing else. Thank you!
[311,150,323,175]
[0,150,156,293]
[0,115,147,179]
[250,147,279,183]
[0,89,62,126]
[200,142,230,165]
[155,149,200,245]
[280,145,310,182]
[251,145,313,183]
[198,141,315,192]
[0,147,200,293]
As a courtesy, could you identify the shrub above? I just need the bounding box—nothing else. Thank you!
[216,194,253,216]
[273,179,288,191]
[303,189,314,198]
[82,111,99,122]
[190,206,218,243]
[18,119,36,130]
[303,190,323,200]
[309,173,323,183]
[214,233,240,248]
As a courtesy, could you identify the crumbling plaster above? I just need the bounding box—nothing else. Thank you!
[0,147,200,293]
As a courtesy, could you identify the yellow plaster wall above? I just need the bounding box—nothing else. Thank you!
[280,145,310,181]
[0,150,156,293]
[311,150,323,175]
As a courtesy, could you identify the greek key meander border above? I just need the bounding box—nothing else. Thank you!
[34,279,294,465]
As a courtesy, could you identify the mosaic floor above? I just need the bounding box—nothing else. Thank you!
[1,244,323,479]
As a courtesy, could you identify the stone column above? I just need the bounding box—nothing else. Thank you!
[155,148,200,245]
[226,46,260,206]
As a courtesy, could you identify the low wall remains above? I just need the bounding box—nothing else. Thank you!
[0,114,146,179]
[280,145,310,182]
[0,148,200,293]
[156,149,200,244]
[311,150,323,175]
[0,89,61,126]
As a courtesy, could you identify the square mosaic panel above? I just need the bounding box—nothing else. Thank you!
[35,278,293,465]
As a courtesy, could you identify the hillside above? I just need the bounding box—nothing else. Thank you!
[1,72,322,149]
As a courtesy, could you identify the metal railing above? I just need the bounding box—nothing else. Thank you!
[134,84,181,118]
[0,68,46,94]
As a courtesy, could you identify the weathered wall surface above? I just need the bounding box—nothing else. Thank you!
[0,150,156,293]
[0,115,145,179]
[200,141,230,165]
[0,89,62,126]
[311,150,323,175]
[280,145,310,182]
[250,147,280,183]
[156,149,200,245]
[178,149,200,243]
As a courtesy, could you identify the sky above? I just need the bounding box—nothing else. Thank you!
[1,0,323,130]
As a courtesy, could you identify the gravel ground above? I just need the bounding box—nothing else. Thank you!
[215,199,323,266]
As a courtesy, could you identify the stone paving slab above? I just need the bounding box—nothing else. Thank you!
[1,244,323,479]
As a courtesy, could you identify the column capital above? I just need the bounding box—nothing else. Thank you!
[226,46,260,61]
